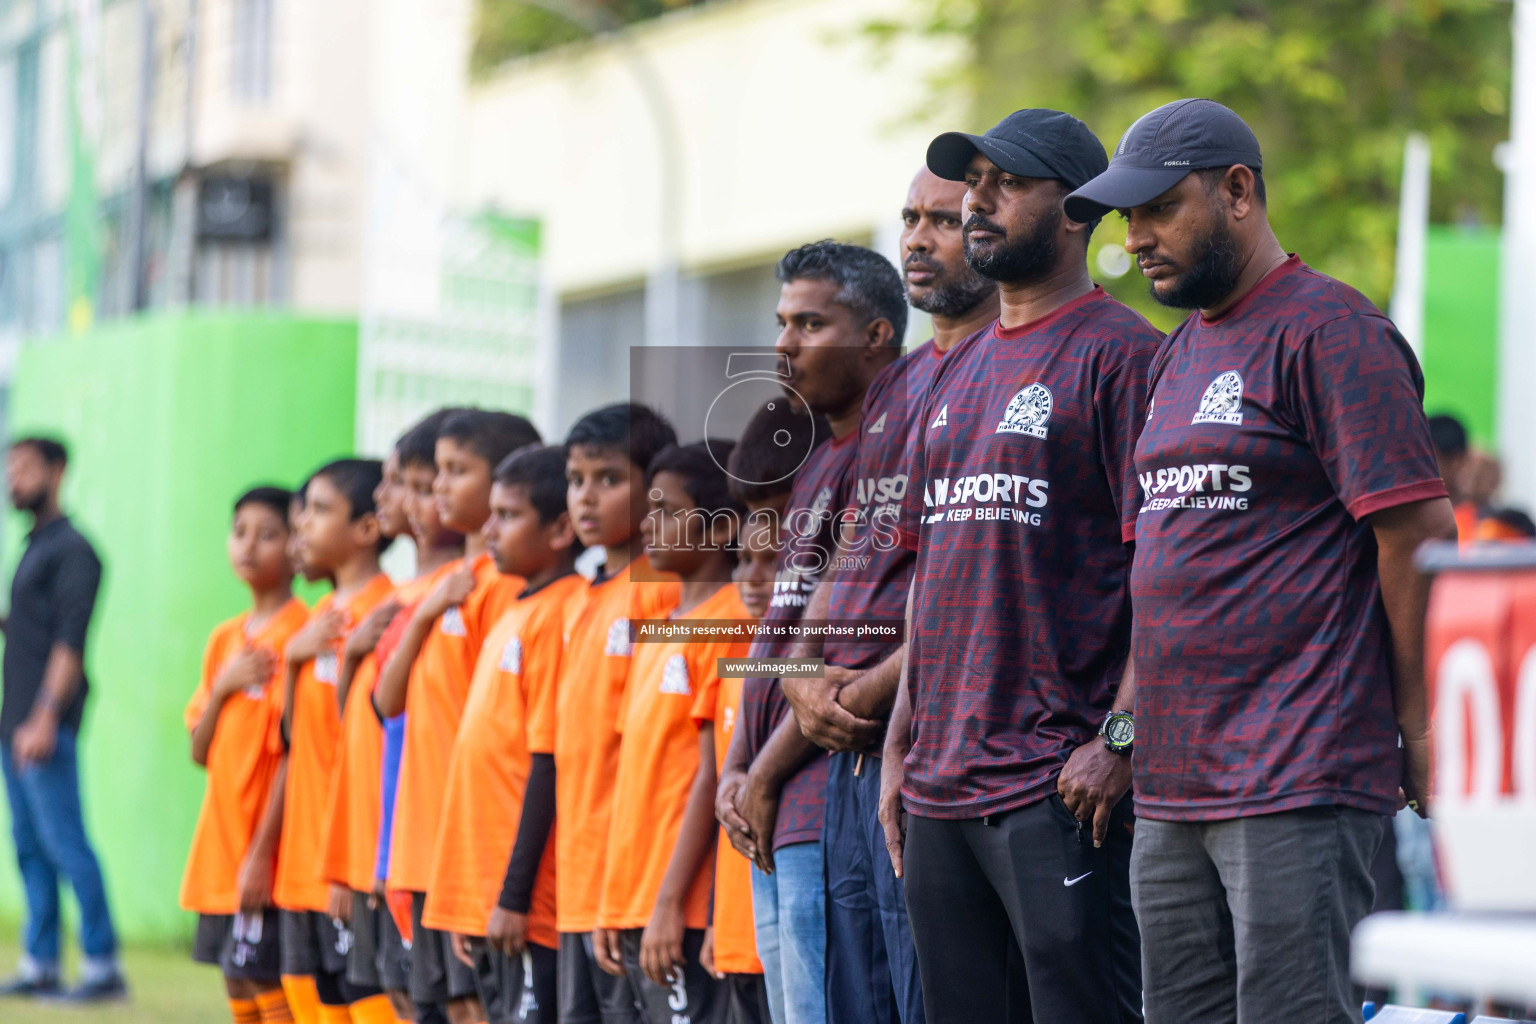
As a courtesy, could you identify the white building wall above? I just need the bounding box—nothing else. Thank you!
[458,0,965,298]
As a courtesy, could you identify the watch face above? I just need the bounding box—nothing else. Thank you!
[1105,713,1134,749]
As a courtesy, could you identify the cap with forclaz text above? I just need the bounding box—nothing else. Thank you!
[926,108,1109,206]
[1064,99,1262,223]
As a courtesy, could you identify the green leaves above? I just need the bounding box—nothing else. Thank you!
[885,0,1511,319]
[470,0,709,76]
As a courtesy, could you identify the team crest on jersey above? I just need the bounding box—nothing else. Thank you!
[1192,371,1244,425]
[722,705,736,734]
[314,652,338,685]
[440,606,467,636]
[605,617,631,656]
[660,654,691,695]
[930,404,949,429]
[867,411,886,434]
[499,635,523,674]
[996,383,1052,439]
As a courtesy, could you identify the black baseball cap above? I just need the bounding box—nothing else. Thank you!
[1064,99,1262,222]
[927,109,1109,200]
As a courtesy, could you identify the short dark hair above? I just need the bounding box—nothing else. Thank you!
[234,485,294,523]
[439,409,542,471]
[310,458,384,521]
[727,400,830,504]
[396,408,466,470]
[647,440,747,557]
[1428,414,1469,459]
[494,445,576,528]
[1197,165,1266,207]
[11,436,67,467]
[565,403,678,475]
[776,240,908,344]
[1488,507,1536,538]
[311,458,389,554]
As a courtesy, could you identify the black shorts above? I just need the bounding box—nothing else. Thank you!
[726,973,770,1024]
[376,896,412,992]
[348,891,382,990]
[408,892,479,1004]
[471,939,558,1024]
[279,909,350,978]
[193,910,283,982]
[618,927,724,1024]
[557,930,641,1024]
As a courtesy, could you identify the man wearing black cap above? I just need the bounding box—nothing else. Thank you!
[1067,99,1458,1023]
[876,108,1156,1024]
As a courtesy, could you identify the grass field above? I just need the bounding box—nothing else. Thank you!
[0,931,227,1024]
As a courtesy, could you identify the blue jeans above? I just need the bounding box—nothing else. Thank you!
[824,752,924,1024]
[1,729,117,966]
[751,840,826,1024]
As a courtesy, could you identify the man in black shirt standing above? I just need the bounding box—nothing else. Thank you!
[0,437,124,1001]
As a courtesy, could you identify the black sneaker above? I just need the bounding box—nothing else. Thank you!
[0,973,61,997]
[51,973,128,1003]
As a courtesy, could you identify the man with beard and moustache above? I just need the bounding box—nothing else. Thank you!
[776,167,997,1024]
[1066,99,1457,1024]
[0,438,124,1001]
[713,240,904,1024]
[877,109,1157,1024]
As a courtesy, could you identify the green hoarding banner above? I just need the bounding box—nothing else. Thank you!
[0,313,357,943]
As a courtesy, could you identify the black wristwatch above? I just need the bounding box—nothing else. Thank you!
[1100,710,1134,755]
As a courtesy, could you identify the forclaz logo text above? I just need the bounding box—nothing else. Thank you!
[1138,462,1251,512]
[922,473,1049,526]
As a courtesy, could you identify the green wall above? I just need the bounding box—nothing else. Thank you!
[1421,225,1500,448]
[0,313,358,944]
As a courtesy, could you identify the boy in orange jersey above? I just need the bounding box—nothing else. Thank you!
[318,444,411,1019]
[275,460,397,1024]
[369,411,468,1024]
[701,405,822,1024]
[594,440,752,1024]
[423,445,586,1023]
[182,486,311,1024]
[706,512,771,1024]
[375,410,541,1024]
[553,403,680,1024]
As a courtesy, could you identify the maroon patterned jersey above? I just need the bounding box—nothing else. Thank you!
[1132,256,1447,821]
[824,341,943,670]
[899,289,1158,818]
[739,431,856,848]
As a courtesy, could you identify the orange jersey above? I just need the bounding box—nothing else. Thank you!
[274,574,396,912]
[421,573,585,942]
[554,556,680,933]
[598,583,750,931]
[1454,500,1479,546]
[320,567,453,894]
[180,598,310,914]
[707,674,762,974]
[388,553,523,893]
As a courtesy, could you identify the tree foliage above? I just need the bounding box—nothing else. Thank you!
[471,0,709,77]
[869,0,1511,319]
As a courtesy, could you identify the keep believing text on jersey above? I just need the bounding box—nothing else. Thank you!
[921,472,1049,526]
[1138,461,1252,513]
